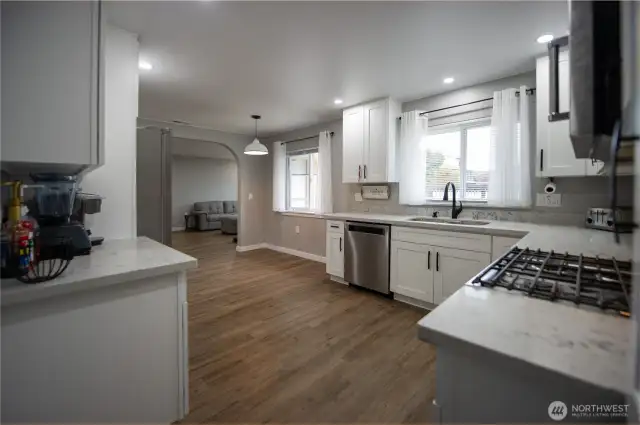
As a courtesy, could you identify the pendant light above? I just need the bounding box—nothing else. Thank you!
[244,115,268,156]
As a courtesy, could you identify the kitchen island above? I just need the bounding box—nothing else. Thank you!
[1,237,197,423]
[415,225,632,423]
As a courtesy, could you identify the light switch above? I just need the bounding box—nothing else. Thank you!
[536,193,562,207]
[248,193,253,200]
[295,225,300,234]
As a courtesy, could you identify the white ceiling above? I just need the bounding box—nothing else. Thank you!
[171,137,236,160]
[106,1,568,136]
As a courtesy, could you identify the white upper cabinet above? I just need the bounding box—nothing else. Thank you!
[342,98,400,183]
[1,1,103,171]
[342,106,365,183]
[536,52,591,177]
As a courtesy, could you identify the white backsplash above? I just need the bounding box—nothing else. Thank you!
[344,178,634,228]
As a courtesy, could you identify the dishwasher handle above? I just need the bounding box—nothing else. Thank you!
[347,222,389,236]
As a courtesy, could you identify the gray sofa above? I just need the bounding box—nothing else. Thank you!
[188,201,237,232]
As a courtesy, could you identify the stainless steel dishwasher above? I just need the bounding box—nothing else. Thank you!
[344,221,391,294]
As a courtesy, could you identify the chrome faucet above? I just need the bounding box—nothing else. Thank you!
[443,182,463,219]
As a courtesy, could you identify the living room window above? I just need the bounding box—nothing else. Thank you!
[423,119,492,202]
[286,150,319,211]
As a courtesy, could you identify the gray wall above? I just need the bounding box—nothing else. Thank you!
[263,71,634,255]
[171,156,238,228]
[262,120,344,257]
[139,118,268,248]
[348,71,633,226]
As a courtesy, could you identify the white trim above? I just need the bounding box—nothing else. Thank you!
[235,242,326,263]
[172,226,185,232]
[393,293,436,310]
[265,244,326,263]
[236,243,268,252]
[278,211,324,219]
[329,275,348,285]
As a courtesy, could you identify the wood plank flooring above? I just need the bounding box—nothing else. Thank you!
[172,231,436,423]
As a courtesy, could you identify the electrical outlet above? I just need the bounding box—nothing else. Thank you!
[248,193,253,200]
[295,225,300,234]
[536,193,562,207]
[354,192,363,202]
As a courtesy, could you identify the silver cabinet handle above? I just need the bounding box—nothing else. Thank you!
[339,237,342,252]
[358,165,361,181]
[363,164,367,180]
[428,251,431,270]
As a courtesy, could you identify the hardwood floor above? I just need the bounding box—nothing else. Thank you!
[172,231,436,423]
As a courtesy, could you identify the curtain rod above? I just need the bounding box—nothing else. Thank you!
[280,131,334,145]
[411,87,536,117]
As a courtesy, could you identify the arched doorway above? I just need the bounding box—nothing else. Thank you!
[169,137,241,245]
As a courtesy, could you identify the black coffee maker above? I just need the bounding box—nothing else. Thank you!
[29,174,103,256]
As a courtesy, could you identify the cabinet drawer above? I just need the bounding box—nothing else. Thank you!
[326,220,344,233]
[392,226,491,253]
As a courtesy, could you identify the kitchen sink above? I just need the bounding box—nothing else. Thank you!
[408,217,490,226]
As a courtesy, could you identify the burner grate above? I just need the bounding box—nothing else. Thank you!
[473,247,633,316]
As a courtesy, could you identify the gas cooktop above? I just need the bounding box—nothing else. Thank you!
[473,247,632,317]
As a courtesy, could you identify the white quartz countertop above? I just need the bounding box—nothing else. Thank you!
[323,212,632,260]
[324,212,633,394]
[418,286,632,395]
[1,237,197,307]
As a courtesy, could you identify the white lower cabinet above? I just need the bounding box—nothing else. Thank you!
[390,241,434,302]
[491,236,522,261]
[433,248,490,304]
[325,221,344,278]
[390,226,492,306]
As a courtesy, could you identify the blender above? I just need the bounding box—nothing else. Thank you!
[29,174,101,256]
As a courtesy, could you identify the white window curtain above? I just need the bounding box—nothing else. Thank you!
[272,141,286,211]
[487,86,532,207]
[399,111,428,205]
[315,131,333,213]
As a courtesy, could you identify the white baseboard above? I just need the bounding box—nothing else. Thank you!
[235,242,325,263]
[236,243,267,252]
[393,293,436,311]
[329,275,348,285]
[265,244,326,264]
[172,226,185,232]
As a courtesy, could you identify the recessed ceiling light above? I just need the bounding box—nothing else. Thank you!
[443,77,454,84]
[537,34,554,44]
[334,99,343,105]
[139,60,153,70]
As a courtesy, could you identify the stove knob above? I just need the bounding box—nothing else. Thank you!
[607,219,614,227]
[587,217,593,224]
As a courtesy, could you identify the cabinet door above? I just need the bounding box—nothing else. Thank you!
[390,240,433,302]
[536,53,587,177]
[433,248,490,304]
[491,236,521,261]
[326,232,344,278]
[1,1,101,166]
[363,99,389,183]
[342,106,364,183]
[586,159,605,175]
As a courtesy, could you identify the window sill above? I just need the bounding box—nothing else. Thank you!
[276,210,325,219]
